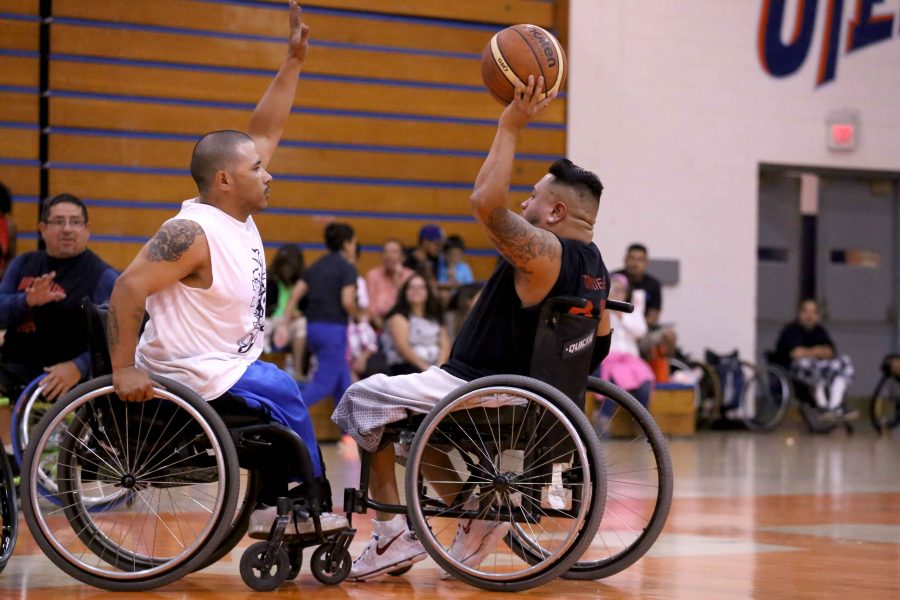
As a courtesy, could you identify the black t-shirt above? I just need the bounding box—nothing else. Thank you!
[444,237,609,381]
[613,269,662,316]
[302,252,357,324]
[774,321,835,367]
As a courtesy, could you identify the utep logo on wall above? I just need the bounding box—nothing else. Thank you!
[759,0,897,85]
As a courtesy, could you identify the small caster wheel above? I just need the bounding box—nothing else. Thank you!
[240,541,290,591]
[310,543,352,585]
[388,565,413,576]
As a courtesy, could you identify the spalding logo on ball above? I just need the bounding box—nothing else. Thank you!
[481,24,566,104]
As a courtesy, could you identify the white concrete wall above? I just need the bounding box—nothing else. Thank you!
[568,0,900,360]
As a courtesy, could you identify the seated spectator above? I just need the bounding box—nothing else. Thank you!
[265,244,307,379]
[594,274,654,429]
[774,298,856,418]
[365,239,413,330]
[614,243,676,358]
[0,194,117,400]
[381,273,450,376]
[0,181,18,279]
[437,234,474,288]
[404,224,443,289]
[348,252,379,380]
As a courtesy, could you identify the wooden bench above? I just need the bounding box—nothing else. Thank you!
[586,381,696,437]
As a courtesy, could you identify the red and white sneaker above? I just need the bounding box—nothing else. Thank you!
[347,527,426,582]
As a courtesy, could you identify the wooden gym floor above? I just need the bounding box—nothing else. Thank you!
[2,427,899,599]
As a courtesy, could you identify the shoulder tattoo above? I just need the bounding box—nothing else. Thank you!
[147,220,204,262]
[485,208,559,272]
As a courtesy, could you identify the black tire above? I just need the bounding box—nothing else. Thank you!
[310,544,352,585]
[21,375,241,591]
[556,378,673,580]
[196,469,260,571]
[740,363,792,432]
[0,445,17,574]
[286,547,303,581]
[870,375,900,433]
[240,541,289,592]
[405,375,606,592]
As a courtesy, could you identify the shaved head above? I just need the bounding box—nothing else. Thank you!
[190,130,254,192]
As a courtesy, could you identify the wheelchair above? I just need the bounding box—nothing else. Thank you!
[21,301,349,591]
[742,353,853,434]
[870,354,900,434]
[342,297,671,590]
[0,435,16,574]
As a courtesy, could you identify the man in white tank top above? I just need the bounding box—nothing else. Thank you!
[106,2,346,539]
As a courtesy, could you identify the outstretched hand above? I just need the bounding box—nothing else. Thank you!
[287,0,311,63]
[26,271,66,307]
[499,75,557,132]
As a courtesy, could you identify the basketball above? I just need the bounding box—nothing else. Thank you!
[481,24,567,105]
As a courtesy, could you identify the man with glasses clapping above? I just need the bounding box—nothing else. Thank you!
[0,193,118,401]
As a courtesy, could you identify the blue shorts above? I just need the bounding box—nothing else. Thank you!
[227,359,322,479]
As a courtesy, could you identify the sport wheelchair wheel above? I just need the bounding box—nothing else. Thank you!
[405,375,606,592]
[739,362,792,432]
[552,377,672,580]
[21,375,240,591]
[0,442,17,574]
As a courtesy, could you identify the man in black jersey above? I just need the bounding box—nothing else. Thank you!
[333,75,611,581]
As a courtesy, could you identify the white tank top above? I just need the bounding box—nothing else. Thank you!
[136,199,266,399]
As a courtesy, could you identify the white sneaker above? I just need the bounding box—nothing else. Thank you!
[347,529,426,581]
[248,505,348,540]
[439,518,511,579]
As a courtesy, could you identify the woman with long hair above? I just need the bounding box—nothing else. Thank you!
[382,273,450,376]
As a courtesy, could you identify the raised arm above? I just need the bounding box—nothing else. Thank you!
[109,220,210,401]
[247,0,310,169]
[470,76,559,306]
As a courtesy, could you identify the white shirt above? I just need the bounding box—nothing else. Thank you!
[136,199,266,399]
[610,289,648,356]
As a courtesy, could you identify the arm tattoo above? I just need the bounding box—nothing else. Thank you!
[147,220,204,262]
[484,208,559,275]
[107,305,120,352]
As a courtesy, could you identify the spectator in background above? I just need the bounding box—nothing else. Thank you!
[285,222,359,407]
[265,243,307,379]
[348,249,379,380]
[614,243,676,357]
[404,223,443,289]
[437,234,474,289]
[365,239,413,330]
[0,193,117,400]
[0,182,18,279]
[774,298,856,418]
[381,273,449,376]
[594,274,654,430]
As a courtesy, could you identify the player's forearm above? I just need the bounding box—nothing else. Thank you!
[247,57,303,159]
[107,276,148,370]
[470,125,519,218]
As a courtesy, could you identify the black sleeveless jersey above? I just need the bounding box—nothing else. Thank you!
[443,237,609,381]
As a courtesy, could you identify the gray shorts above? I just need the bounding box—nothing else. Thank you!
[331,366,467,452]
